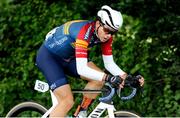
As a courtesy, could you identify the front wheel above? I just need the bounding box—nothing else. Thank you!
[6,101,47,117]
[106,110,141,118]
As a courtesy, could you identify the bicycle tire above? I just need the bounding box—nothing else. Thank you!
[106,110,141,118]
[6,101,47,117]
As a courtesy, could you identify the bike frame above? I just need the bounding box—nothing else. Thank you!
[88,102,116,118]
[35,80,117,118]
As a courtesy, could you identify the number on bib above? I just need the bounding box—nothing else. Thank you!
[34,80,49,92]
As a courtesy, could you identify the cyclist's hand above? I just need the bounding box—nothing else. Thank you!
[105,75,122,88]
[136,75,144,87]
[126,75,144,88]
[119,73,128,88]
[120,73,128,80]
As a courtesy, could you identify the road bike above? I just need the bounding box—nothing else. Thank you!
[6,76,142,118]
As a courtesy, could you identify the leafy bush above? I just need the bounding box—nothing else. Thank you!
[0,0,179,117]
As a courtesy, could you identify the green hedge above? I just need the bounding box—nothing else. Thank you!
[0,0,179,117]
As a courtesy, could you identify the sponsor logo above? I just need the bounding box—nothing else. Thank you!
[49,37,68,48]
[84,26,92,40]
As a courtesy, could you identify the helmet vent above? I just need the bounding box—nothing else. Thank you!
[105,21,116,31]
[101,8,115,28]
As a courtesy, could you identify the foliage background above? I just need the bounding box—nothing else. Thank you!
[0,0,179,116]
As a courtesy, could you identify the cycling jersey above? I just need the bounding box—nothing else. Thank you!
[44,20,112,60]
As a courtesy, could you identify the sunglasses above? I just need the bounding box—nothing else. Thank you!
[100,23,117,35]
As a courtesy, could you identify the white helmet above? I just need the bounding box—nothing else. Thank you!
[97,5,123,31]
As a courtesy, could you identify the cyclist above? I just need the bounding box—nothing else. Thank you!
[36,5,144,117]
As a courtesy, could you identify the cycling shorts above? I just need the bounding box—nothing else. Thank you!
[36,45,80,91]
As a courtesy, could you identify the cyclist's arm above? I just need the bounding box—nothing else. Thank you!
[103,55,125,76]
[75,39,106,81]
[101,37,126,77]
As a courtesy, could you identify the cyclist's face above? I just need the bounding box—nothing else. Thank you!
[96,21,117,42]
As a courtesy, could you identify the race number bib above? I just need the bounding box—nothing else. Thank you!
[34,80,49,92]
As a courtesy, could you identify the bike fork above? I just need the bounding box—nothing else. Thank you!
[107,106,115,118]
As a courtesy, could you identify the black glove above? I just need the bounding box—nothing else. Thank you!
[105,75,122,88]
[125,75,141,88]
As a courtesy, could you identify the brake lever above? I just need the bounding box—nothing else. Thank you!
[139,86,144,97]
[116,88,121,98]
[131,75,145,97]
